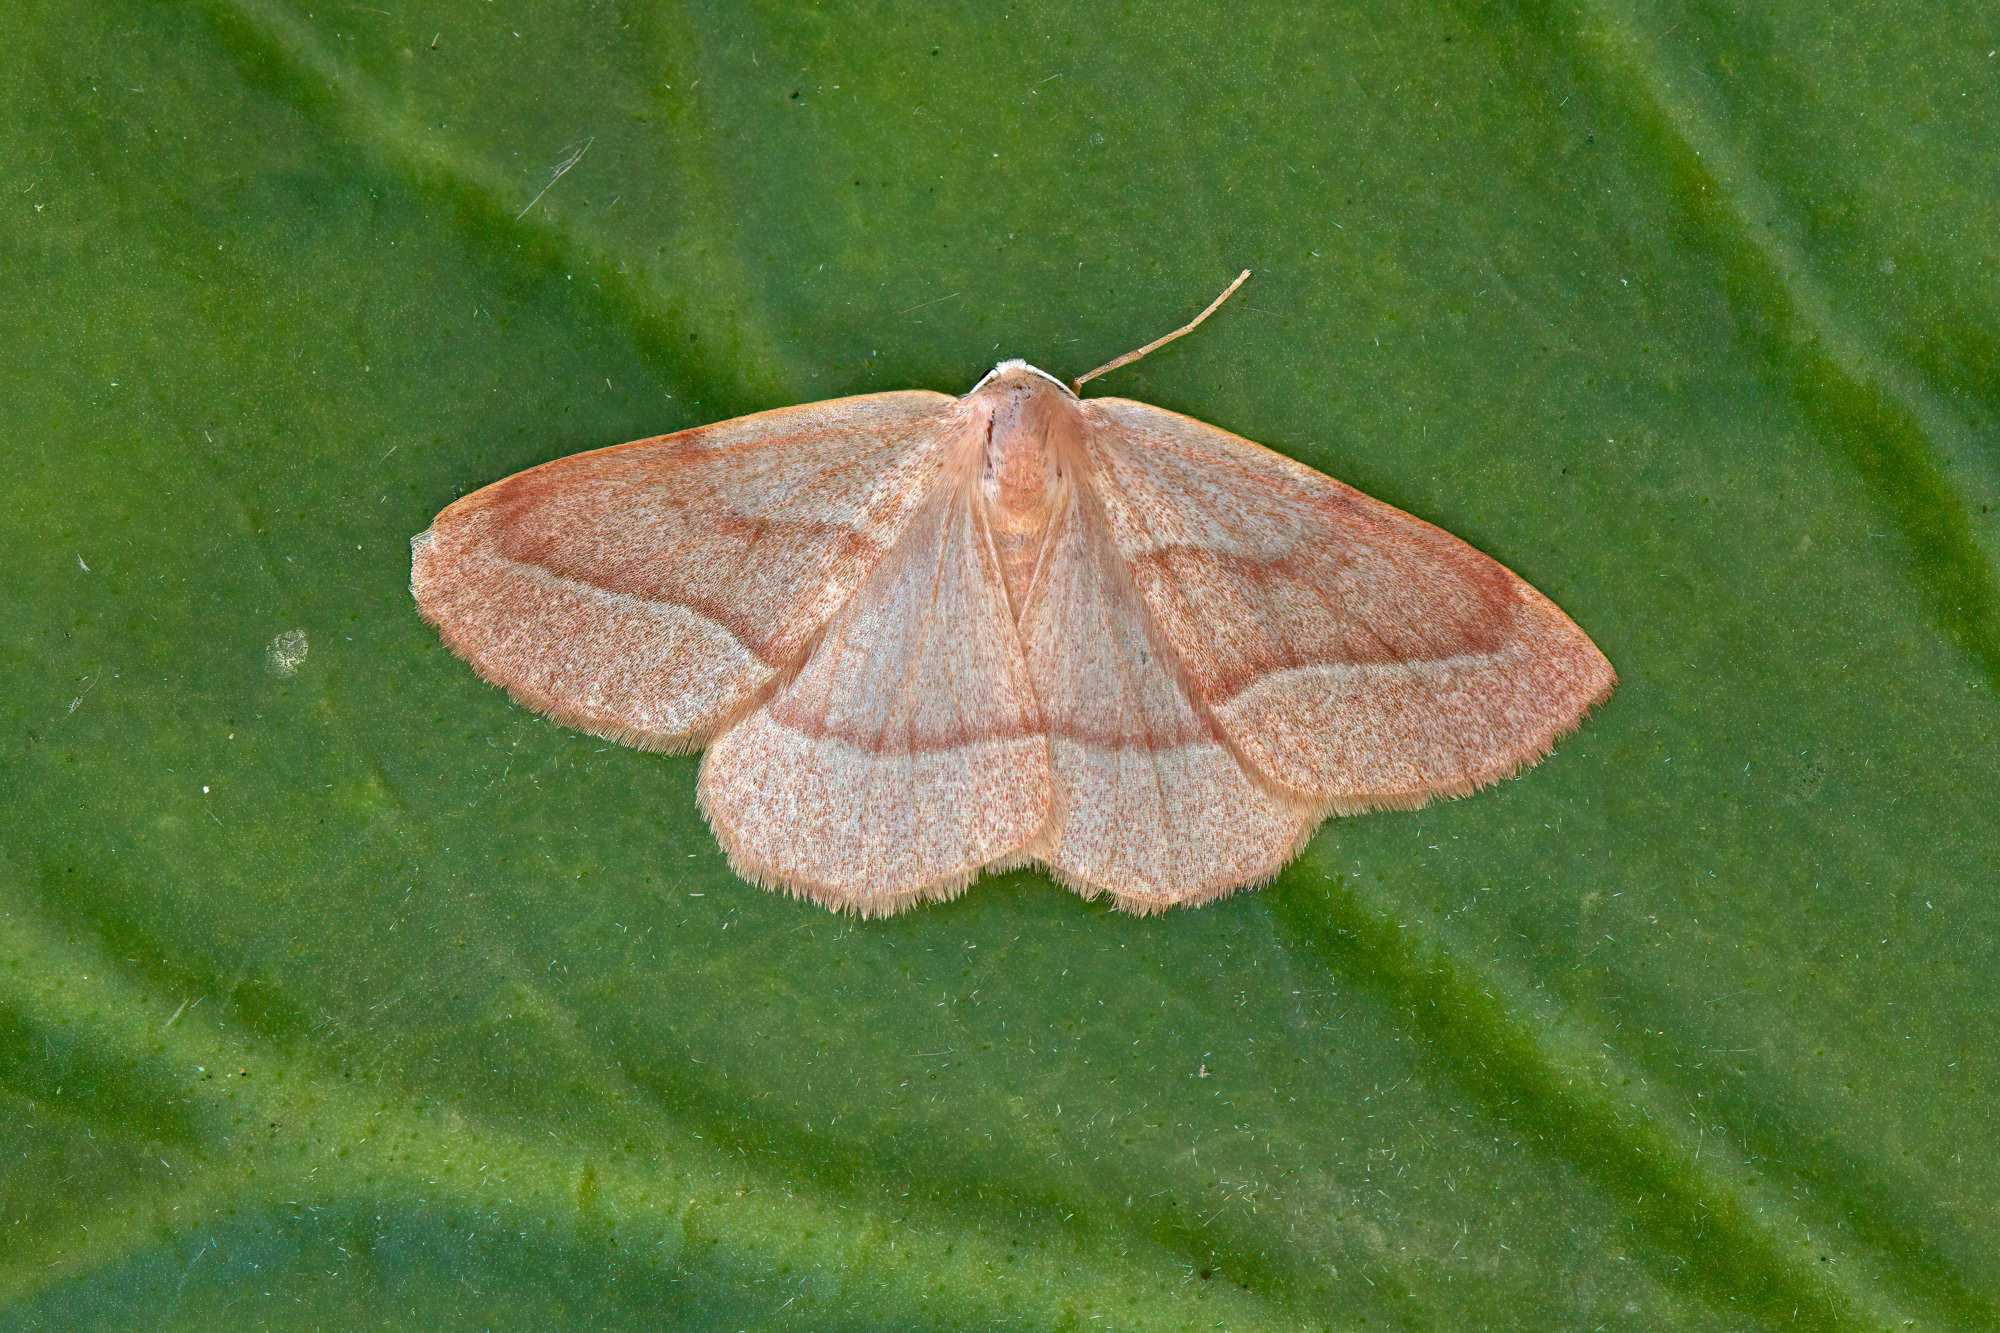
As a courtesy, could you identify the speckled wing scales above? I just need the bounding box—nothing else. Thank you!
[1019,479,1312,912]
[1081,398,1616,812]
[410,391,955,751]
[697,483,1052,916]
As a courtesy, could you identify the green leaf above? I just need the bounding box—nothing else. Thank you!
[4,1,1997,1327]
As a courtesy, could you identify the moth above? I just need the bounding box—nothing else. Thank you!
[412,275,1614,916]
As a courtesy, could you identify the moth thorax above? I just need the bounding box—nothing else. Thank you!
[975,372,1080,611]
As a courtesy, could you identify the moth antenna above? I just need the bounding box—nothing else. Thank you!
[1071,269,1252,393]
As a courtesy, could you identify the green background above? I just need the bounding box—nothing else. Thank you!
[5,2,1997,1328]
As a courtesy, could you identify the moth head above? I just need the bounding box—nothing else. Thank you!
[969,359,1074,398]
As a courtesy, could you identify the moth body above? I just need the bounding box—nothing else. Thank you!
[969,362,1079,614]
